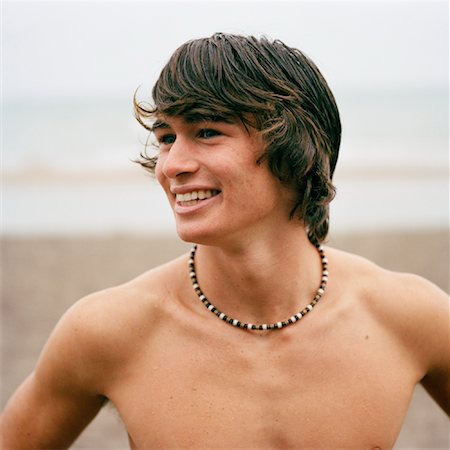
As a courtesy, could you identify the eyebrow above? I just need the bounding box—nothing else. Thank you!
[183,114,236,124]
[151,120,170,132]
[151,114,236,132]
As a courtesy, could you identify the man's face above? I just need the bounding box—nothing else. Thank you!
[154,115,294,245]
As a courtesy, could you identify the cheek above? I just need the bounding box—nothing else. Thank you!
[249,172,292,212]
[154,157,165,185]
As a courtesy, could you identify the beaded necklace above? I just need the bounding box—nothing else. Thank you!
[188,243,328,331]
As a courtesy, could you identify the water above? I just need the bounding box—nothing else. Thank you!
[2,89,448,235]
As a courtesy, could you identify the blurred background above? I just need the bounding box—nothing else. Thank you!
[2,0,449,447]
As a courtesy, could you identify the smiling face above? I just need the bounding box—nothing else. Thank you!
[154,115,295,246]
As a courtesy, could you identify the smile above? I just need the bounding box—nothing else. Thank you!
[175,189,220,206]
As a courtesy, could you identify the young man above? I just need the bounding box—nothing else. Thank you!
[1,33,448,448]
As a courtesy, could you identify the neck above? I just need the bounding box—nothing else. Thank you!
[191,229,325,327]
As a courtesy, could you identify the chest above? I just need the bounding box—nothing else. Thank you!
[108,323,418,449]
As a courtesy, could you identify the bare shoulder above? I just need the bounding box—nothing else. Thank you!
[327,246,449,374]
[328,244,447,294]
[0,254,189,447]
[327,245,448,324]
[36,253,188,393]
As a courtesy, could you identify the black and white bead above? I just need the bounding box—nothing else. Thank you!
[188,244,328,331]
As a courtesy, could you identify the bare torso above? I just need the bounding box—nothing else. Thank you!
[94,248,429,449]
[2,246,446,449]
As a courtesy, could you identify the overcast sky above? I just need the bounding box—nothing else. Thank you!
[3,0,448,100]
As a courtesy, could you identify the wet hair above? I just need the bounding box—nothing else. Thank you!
[134,33,341,244]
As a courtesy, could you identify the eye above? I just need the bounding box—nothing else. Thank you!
[158,134,176,145]
[198,129,221,139]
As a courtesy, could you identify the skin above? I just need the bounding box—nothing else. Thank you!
[1,117,449,449]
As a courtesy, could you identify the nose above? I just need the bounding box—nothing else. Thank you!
[159,138,200,179]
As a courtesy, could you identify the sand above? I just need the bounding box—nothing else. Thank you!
[1,231,449,448]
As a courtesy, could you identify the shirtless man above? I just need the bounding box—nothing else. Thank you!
[1,33,449,449]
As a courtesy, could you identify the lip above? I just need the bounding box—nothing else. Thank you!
[173,191,222,215]
[170,185,220,195]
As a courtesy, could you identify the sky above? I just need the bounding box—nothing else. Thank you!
[2,0,449,100]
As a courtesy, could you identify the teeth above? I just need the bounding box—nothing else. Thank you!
[176,190,217,203]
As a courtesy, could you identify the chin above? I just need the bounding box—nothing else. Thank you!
[175,221,226,246]
[176,227,214,246]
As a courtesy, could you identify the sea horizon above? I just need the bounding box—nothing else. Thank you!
[3,88,448,235]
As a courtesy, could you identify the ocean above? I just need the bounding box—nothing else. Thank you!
[3,88,448,235]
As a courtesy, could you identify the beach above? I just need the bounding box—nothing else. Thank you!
[1,230,449,448]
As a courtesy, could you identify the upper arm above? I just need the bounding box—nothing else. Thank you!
[416,278,450,415]
[1,295,110,449]
[367,267,450,416]
[1,373,105,449]
[391,273,450,416]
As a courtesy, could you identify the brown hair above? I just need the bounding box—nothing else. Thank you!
[134,33,341,244]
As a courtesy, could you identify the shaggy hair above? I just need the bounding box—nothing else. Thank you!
[134,33,341,244]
